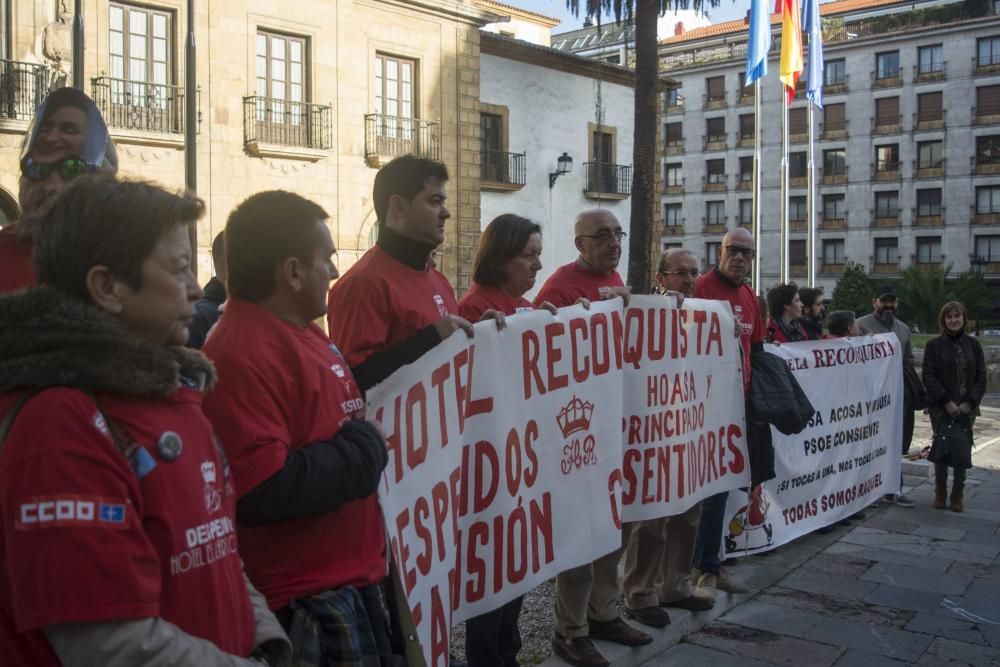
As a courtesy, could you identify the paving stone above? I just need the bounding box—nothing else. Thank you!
[913,525,967,542]
[979,623,1000,649]
[916,637,1000,666]
[948,561,1000,581]
[802,552,874,577]
[651,642,775,667]
[825,542,953,573]
[862,516,920,533]
[864,583,945,613]
[956,578,1000,606]
[959,531,1000,548]
[930,546,996,566]
[860,563,973,596]
[758,588,902,627]
[782,568,879,601]
[904,613,986,645]
[831,649,914,666]
[686,622,842,667]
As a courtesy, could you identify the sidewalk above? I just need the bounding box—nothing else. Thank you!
[534,406,1000,667]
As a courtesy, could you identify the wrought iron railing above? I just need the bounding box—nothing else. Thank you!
[243,96,331,149]
[583,162,631,196]
[0,60,48,121]
[92,76,195,134]
[481,149,526,186]
[365,113,440,161]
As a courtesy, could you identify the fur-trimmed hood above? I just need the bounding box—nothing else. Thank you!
[0,286,215,397]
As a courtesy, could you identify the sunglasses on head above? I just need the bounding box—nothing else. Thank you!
[21,156,95,182]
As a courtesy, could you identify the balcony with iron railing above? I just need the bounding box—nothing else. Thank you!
[874,160,901,181]
[789,174,808,188]
[583,162,631,200]
[915,158,945,179]
[364,113,439,165]
[973,105,1000,126]
[243,96,332,153]
[914,206,944,227]
[974,204,1000,225]
[871,256,900,274]
[822,166,848,185]
[871,208,901,228]
[872,67,903,88]
[975,53,1000,75]
[663,175,684,195]
[704,133,727,151]
[913,109,946,131]
[914,62,946,83]
[663,219,684,236]
[820,262,846,275]
[0,60,48,122]
[820,214,847,230]
[480,149,526,190]
[824,74,848,95]
[92,76,195,135]
[702,215,727,234]
[665,139,683,156]
[819,120,849,140]
[872,115,902,135]
[737,132,755,148]
[702,93,727,110]
[974,151,1000,174]
[736,173,753,191]
[912,253,943,271]
[702,174,728,192]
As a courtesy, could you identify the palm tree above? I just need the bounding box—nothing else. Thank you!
[563,1,718,292]
[894,265,993,333]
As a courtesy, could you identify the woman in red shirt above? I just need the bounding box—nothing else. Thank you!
[765,282,809,343]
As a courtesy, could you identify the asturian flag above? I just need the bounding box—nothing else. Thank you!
[777,0,803,104]
[803,0,825,109]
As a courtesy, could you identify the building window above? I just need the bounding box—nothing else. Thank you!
[739,156,753,184]
[917,44,943,74]
[739,199,753,226]
[481,112,502,156]
[257,30,307,112]
[824,103,845,131]
[915,237,941,264]
[824,58,846,87]
[823,194,845,220]
[823,148,846,176]
[367,53,436,159]
[666,87,681,107]
[790,151,807,179]
[790,196,807,222]
[737,70,754,99]
[874,238,899,265]
[977,85,1000,118]
[876,144,899,172]
[823,239,845,265]
[706,75,725,103]
[739,113,754,140]
[975,235,1000,262]
[480,111,523,186]
[875,191,899,218]
[790,240,807,269]
[977,135,1000,167]
[917,92,943,123]
[706,201,725,225]
[876,51,900,80]
[789,107,807,135]
[665,122,682,149]
[977,185,1000,214]
[706,117,725,144]
[665,162,682,187]
[978,36,1000,67]
[375,53,416,120]
[875,96,900,127]
[917,140,943,170]
[917,188,943,216]
[706,159,726,184]
[706,241,721,267]
[664,203,682,227]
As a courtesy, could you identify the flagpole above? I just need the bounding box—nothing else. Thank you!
[753,78,762,295]
[780,95,788,284]
[807,102,816,288]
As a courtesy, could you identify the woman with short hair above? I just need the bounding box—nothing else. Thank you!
[765,283,808,343]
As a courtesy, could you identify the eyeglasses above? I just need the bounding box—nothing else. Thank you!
[579,230,627,244]
[21,156,95,182]
[724,245,756,258]
[660,269,700,278]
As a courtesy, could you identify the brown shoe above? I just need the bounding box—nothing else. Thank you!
[934,473,947,510]
[551,635,609,667]
[950,480,964,513]
[587,617,653,646]
[664,594,715,611]
[623,604,671,628]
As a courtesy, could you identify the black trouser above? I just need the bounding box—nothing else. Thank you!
[464,596,524,667]
[902,394,915,457]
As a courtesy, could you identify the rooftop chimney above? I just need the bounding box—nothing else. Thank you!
[583,16,594,28]
[674,21,684,36]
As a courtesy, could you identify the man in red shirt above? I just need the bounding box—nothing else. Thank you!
[0,177,286,666]
[691,228,760,600]
[202,191,393,664]
[534,210,647,667]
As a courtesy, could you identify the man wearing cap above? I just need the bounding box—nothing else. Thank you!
[857,285,918,508]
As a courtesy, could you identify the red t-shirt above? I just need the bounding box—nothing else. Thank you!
[458,282,533,320]
[0,226,35,294]
[327,245,458,367]
[0,386,254,666]
[532,261,625,309]
[202,300,385,610]
[695,269,763,391]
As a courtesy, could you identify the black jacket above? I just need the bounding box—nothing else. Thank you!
[750,349,815,437]
[186,276,227,349]
[922,332,987,410]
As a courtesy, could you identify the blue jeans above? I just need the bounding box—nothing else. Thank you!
[692,491,728,575]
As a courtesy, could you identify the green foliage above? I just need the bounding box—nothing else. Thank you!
[563,0,720,23]
[828,262,872,316]
[894,265,993,333]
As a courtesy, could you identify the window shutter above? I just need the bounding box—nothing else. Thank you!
[706,76,724,99]
[824,103,845,130]
[917,92,942,121]
[875,97,899,125]
[978,85,1000,115]
[789,107,807,134]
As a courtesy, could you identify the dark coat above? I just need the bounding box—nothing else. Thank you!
[186,276,227,350]
[922,332,987,410]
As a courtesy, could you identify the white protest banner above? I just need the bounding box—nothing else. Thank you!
[368,301,626,667]
[620,296,750,521]
[723,334,903,556]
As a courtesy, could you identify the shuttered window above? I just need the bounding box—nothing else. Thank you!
[706,117,725,142]
[875,97,899,125]
[665,122,682,146]
[978,85,1000,115]
[824,103,845,130]
[706,76,725,101]
[789,107,807,134]
[917,92,943,122]
[739,114,754,139]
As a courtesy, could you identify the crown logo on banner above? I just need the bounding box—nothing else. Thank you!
[557,395,595,438]
[201,461,217,485]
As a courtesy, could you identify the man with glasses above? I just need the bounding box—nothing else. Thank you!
[622,248,716,630]
[690,229,759,600]
[534,209,644,667]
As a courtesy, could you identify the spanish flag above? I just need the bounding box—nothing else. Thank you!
[777,0,803,105]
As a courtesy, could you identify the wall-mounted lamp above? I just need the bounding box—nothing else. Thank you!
[548,152,573,188]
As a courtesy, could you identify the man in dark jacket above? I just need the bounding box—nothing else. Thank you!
[187,231,227,349]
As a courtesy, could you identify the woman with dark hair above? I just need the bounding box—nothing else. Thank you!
[922,301,987,512]
[457,213,552,667]
[765,283,808,343]
[0,87,118,293]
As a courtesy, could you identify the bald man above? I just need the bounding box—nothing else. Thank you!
[690,229,759,600]
[534,210,645,667]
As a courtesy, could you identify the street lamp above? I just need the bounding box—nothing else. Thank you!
[549,152,573,188]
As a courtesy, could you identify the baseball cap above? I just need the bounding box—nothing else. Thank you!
[875,285,897,299]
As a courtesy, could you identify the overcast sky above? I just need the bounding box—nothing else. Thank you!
[516,0,752,31]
